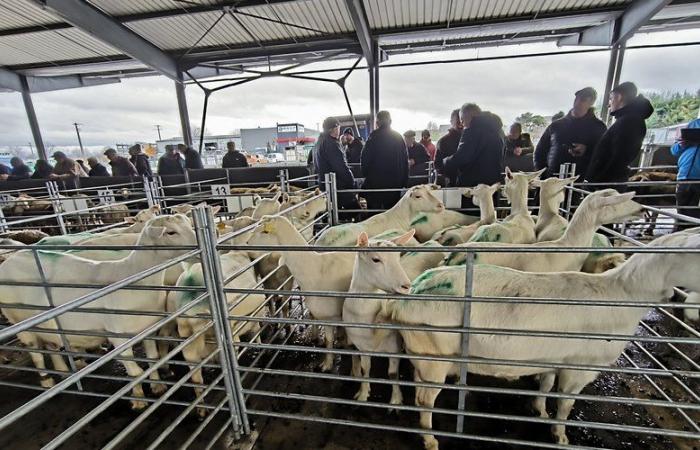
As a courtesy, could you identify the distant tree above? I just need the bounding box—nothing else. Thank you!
[515,112,548,131]
[426,121,439,131]
[191,124,211,139]
[645,90,700,128]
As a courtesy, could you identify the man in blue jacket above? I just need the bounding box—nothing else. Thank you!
[314,116,359,215]
[672,118,700,225]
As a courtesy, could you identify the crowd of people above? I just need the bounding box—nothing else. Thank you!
[310,81,698,219]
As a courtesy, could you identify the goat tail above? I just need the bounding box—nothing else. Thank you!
[684,291,700,322]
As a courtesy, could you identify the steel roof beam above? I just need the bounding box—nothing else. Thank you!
[558,0,672,46]
[0,66,119,93]
[31,0,181,81]
[344,0,376,66]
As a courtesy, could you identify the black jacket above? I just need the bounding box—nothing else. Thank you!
[222,150,249,168]
[313,132,356,205]
[9,164,31,180]
[408,142,430,165]
[505,133,534,156]
[345,139,363,164]
[158,154,185,176]
[130,154,153,177]
[31,162,53,179]
[109,156,138,177]
[586,96,654,183]
[361,125,409,189]
[444,114,505,187]
[88,163,110,177]
[534,109,606,177]
[435,128,461,185]
[182,148,204,170]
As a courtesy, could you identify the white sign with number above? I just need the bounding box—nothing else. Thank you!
[436,189,462,209]
[97,189,116,205]
[211,184,237,213]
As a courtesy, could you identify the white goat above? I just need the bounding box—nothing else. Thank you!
[409,210,478,243]
[371,229,420,247]
[383,229,700,450]
[442,190,642,271]
[316,185,445,247]
[533,176,578,242]
[0,214,196,409]
[247,215,355,371]
[468,168,544,244]
[280,189,327,241]
[400,241,448,281]
[252,193,282,219]
[344,231,413,405]
[173,250,267,417]
[431,184,499,246]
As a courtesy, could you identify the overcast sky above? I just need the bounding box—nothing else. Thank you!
[1,29,698,152]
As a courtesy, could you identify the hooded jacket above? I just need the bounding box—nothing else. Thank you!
[534,109,607,177]
[586,95,654,183]
[672,118,700,180]
[443,112,505,187]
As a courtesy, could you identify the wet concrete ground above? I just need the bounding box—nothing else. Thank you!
[0,306,697,450]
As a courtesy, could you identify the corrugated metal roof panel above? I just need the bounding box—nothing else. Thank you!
[0,0,63,30]
[0,28,121,66]
[87,0,222,16]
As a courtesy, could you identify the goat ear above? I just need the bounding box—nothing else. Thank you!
[600,191,636,207]
[272,192,282,202]
[530,178,542,187]
[489,182,501,192]
[211,205,222,215]
[528,168,547,180]
[392,229,416,246]
[565,175,580,184]
[314,187,321,195]
[462,188,473,198]
[124,217,136,224]
[253,195,261,204]
[505,167,513,180]
[281,193,289,203]
[357,232,369,247]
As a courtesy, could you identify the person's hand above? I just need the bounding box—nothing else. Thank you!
[48,173,58,179]
[677,139,687,149]
[514,147,522,156]
[570,143,586,157]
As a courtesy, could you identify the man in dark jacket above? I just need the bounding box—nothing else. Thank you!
[8,157,31,180]
[87,157,110,177]
[586,82,654,187]
[535,87,607,178]
[443,103,504,188]
[104,148,138,177]
[129,144,153,177]
[435,108,463,186]
[158,145,186,176]
[361,110,409,211]
[313,117,358,212]
[178,144,204,170]
[222,141,249,168]
[404,130,430,176]
[343,128,363,164]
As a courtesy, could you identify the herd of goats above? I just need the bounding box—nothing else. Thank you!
[0,167,697,450]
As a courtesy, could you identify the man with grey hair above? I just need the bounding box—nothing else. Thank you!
[361,110,409,212]
[87,156,109,177]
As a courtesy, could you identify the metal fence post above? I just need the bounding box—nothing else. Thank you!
[46,181,67,235]
[143,176,155,208]
[456,251,475,433]
[192,206,250,437]
[329,172,339,226]
[565,163,577,220]
[0,207,7,233]
[324,173,336,226]
[427,160,436,184]
[279,169,287,194]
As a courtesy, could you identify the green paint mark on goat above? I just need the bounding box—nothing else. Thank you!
[177,273,205,306]
[413,280,454,295]
[412,269,435,286]
[410,214,429,226]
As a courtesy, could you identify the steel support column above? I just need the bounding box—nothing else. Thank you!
[601,43,626,124]
[369,62,379,129]
[175,73,193,147]
[20,77,47,161]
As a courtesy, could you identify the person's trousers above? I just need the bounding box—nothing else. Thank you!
[676,183,700,229]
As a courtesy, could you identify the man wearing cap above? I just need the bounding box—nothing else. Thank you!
[404,130,430,176]
[178,143,204,170]
[586,82,654,187]
[104,148,138,177]
[361,110,409,211]
[313,117,359,214]
[129,144,153,177]
[535,87,607,178]
[50,151,87,180]
[420,129,436,161]
[342,128,363,164]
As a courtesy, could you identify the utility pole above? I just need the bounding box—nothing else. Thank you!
[28,142,35,157]
[73,122,85,156]
[155,124,163,141]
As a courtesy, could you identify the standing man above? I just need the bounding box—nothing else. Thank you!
[404,130,430,176]
[129,144,153,177]
[361,110,409,211]
[158,144,186,176]
[8,157,31,180]
[586,82,654,187]
[443,103,504,188]
[435,109,463,186]
[222,141,249,168]
[313,117,359,214]
[104,148,138,177]
[50,151,87,180]
[505,123,534,157]
[343,128,363,164]
[87,156,110,177]
[672,118,700,225]
[420,129,436,161]
[535,87,607,178]
[178,143,204,170]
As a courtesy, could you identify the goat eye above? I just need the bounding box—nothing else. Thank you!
[371,257,381,263]
[166,231,177,236]
[414,195,421,199]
